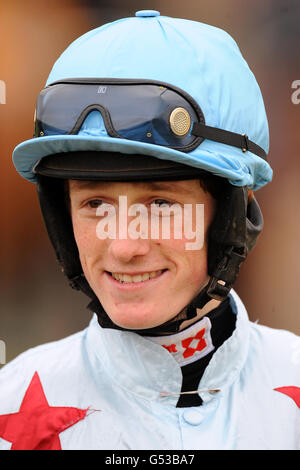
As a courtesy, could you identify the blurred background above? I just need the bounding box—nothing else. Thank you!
[1,0,300,364]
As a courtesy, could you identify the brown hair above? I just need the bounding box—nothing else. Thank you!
[198,172,230,200]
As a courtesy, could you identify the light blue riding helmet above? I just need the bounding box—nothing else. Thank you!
[12,10,272,190]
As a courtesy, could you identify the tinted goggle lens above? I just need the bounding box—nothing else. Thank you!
[34,80,203,151]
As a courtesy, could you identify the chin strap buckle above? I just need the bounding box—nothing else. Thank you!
[207,246,247,301]
[241,134,249,152]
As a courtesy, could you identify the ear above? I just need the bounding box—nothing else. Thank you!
[248,189,254,202]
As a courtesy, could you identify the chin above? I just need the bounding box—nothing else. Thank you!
[106,304,171,331]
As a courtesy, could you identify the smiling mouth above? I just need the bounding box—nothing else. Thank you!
[106,270,167,284]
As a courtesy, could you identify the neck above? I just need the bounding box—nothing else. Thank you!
[179,298,221,331]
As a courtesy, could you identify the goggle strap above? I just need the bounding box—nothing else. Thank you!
[192,122,267,161]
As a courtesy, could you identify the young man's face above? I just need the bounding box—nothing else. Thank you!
[69,179,216,330]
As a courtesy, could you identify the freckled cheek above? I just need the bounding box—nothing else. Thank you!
[160,236,208,282]
[187,248,208,286]
[194,255,208,283]
[72,218,104,268]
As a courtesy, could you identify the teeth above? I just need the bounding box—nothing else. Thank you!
[111,270,163,283]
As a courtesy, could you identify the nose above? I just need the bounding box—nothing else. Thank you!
[108,237,151,264]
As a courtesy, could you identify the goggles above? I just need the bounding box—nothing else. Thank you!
[34,78,267,160]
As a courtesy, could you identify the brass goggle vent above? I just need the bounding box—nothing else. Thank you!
[169,107,191,136]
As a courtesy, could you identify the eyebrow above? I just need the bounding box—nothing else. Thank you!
[141,181,194,194]
[69,179,195,195]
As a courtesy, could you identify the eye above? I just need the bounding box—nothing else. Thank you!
[152,199,173,208]
[150,198,182,218]
[87,199,104,209]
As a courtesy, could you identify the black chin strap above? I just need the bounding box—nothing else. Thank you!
[68,243,246,336]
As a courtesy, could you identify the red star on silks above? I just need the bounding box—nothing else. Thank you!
[274,386,300,408]
[0,372,90,450]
